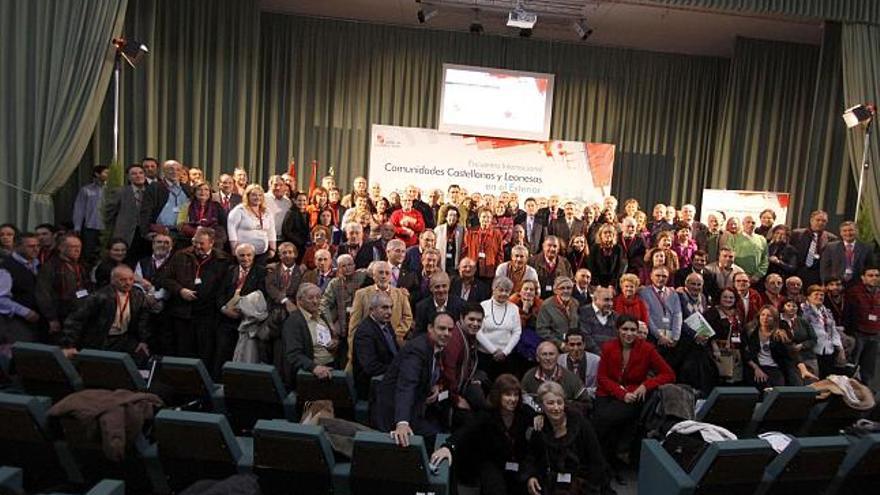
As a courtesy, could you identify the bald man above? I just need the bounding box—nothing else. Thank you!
[61,265,150,357]
[139,159,193,243]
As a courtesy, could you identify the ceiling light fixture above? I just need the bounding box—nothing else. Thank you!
[417,7,438,24]
[573,19,593,41]
[469,8,484,34]
[507,1,537,29]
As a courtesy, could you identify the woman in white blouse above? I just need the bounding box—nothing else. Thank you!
[477,276,522,380]
[800,284,845,378]
[227,184,276,265]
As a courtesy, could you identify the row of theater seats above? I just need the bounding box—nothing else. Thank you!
[5,342,373,432]
[696,386,879,438]
[0,391,449,494]
[0,467,124,495]
[638,431,880,494]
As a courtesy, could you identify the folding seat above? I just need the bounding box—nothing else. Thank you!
[295,370,367,422]
[11,342,82,402]
[252,420,349,494]
[0,393,81,491]
[800,395,868,436]
[0,466,23,495]
[826,432,880,493]
[349,431,449,495]
[638,437,777,495]
[221,362,295,434]
[148,356,224,412]
[746,386,817,436]
[695,386,759,436]
[756,435,851,494]
[46,479,126,495]
[152,410,252,493]
[74,349,146,391]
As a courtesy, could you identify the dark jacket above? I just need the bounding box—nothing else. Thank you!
[412,295,465,337]
[371,333,442,434]
[0,255,38,312]
[35,256,92,322]
[216,264,267,330]
[160,248,230,318]
[61,285,150,353]
[450,276,491,304]
[264,262,305,307]
[282,309,318,378]
[138,180,192,236]
[353,316,399,399]
[337,239,386,270]
[620,234,647,275]
[587,244,626,288]
[742,323,795,384]
[522,409,606,493]
[281,208,310,253]
[446,403,536,469]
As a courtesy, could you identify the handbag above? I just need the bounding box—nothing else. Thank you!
[716,345,735,379]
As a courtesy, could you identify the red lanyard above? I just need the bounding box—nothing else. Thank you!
[196,202,208,222]
[116,291,131,323]
[194,255,212,280]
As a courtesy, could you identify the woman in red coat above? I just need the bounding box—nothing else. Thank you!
[463,208,504,281]
[593,314,675,475]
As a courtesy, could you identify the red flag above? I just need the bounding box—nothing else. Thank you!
[308,160,318,196]
[287,159,296,184]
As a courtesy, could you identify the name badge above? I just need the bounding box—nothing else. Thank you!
[172,207,180,214]
[446,252,453,258]
[814,254,821,260]
[556,473,572,484]
[545,285,553,292]
[731,335,741,344]
[869,314,878,322]
[75,289,89,299]
[505,462,519,472]
[845,268,853,276]
[662,317,671,324]
[315,323,332,346]
[346,306,353,314]
[437,390,449,402]
[478,252,486,259]
[194,277,203,285]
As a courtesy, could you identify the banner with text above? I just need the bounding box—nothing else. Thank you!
[700,189,790,226]
[369,124,615,203]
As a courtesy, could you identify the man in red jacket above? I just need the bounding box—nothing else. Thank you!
[845,267,880,388]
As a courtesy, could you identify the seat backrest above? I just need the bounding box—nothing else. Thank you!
[149,357,214,405]
[296,370,355,409]
[835,433,880,489]
[74,349,146,391]
[11,343,82,401]
[804,396,867,436]
[696,387,759,435]
[762,436,850,493]
[350,431,429,486]
[253,420,334,473]
[0,466,23,495]
[84,480,125,495]
[691,439,776,494]
[0,393,51,444]
[222,362,285,403]
[751,386,816,435]
[153,410,241,463]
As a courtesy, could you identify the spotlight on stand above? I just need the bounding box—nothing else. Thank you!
[417,8,438,24]
[573,19,593,41]
[111,38,149,68]
[842,103,877,223]
[469,9,484,34]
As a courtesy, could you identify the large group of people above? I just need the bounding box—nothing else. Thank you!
[2,157,879,494]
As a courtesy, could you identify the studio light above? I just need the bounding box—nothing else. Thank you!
[843,103,875,128]
[417,8,438,24]
[469,8,483,34]
[573,19,593,41]
[112,37,149,68]
[507,1,537,29]
[843,103,876,223]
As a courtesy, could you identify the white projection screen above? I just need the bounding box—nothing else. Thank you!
[438,64,555,141]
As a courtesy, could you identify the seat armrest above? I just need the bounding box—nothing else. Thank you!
[332,463,352,495]
[282,392,298,421]
[638,439,696,495]
[237,436,254,473]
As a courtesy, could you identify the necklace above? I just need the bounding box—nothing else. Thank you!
[490,300,508,326]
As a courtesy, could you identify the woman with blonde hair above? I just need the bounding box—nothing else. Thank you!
[227,183,276,264]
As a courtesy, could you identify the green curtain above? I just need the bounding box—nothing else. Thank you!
[710,35,853,227]
[0,0,127,229]
[645,0,880,25]
[841,23,880,244]
[259,14,727,208]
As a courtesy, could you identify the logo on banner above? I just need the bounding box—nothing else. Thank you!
[375,133,402,148]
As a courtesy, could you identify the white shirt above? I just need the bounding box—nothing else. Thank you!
[265,193,292,240]
[592,303,609,325]
[227,204,277,255]
[494,263,539,284]
[476,299,522,355]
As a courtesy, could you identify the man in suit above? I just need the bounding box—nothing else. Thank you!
[348,261,413,351]
[402,230,437,274]
[141,157,160,184]
[60,266,150,357]
[265,242,305,315]
[529,236,573,299]
[638,266,683,361]
[319,254,369,368]
[450,257,491,304]
[679,204,709,251]
[620,217,647,275]
[413,272,464,337]
[139,160,193,248]
[283,283,337,384]
[302,248,336,292]
[436,184,468,226]
[407,185,436,229]
[674,250,719,302]
[36,234,92,341]
[536,195,563,226]
[399,248,442,309]
[578,286,617,354]
[572,268,593,307]
[352,291,399,399]
[373,312,454,446]
[549,201,585,248]
[517,197,547,256]
[791,210,839,287]
[133,234,174,354]
[105,164,150,263]
[213,174,242,213]
[820,221,874,287]
[0,233,41,332]
[337,222,386,270]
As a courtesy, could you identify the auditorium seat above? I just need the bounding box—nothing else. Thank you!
[0,466,23,495]
[46,479,126,495]
[756,435,851,495]
[0,393,81,491]
[827,433,880,493]
[746,386,817,436]
[639,438,776,495]
[695,387,759,436]
[153,410,252,493]
[221,362,296,434]
[349,431,449,495]
[252,420,349,494]
[11,342,83,402]
[800,396,867,436]
[74,349,146,391]
[295,370,367,422]
[148,357,224,412]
